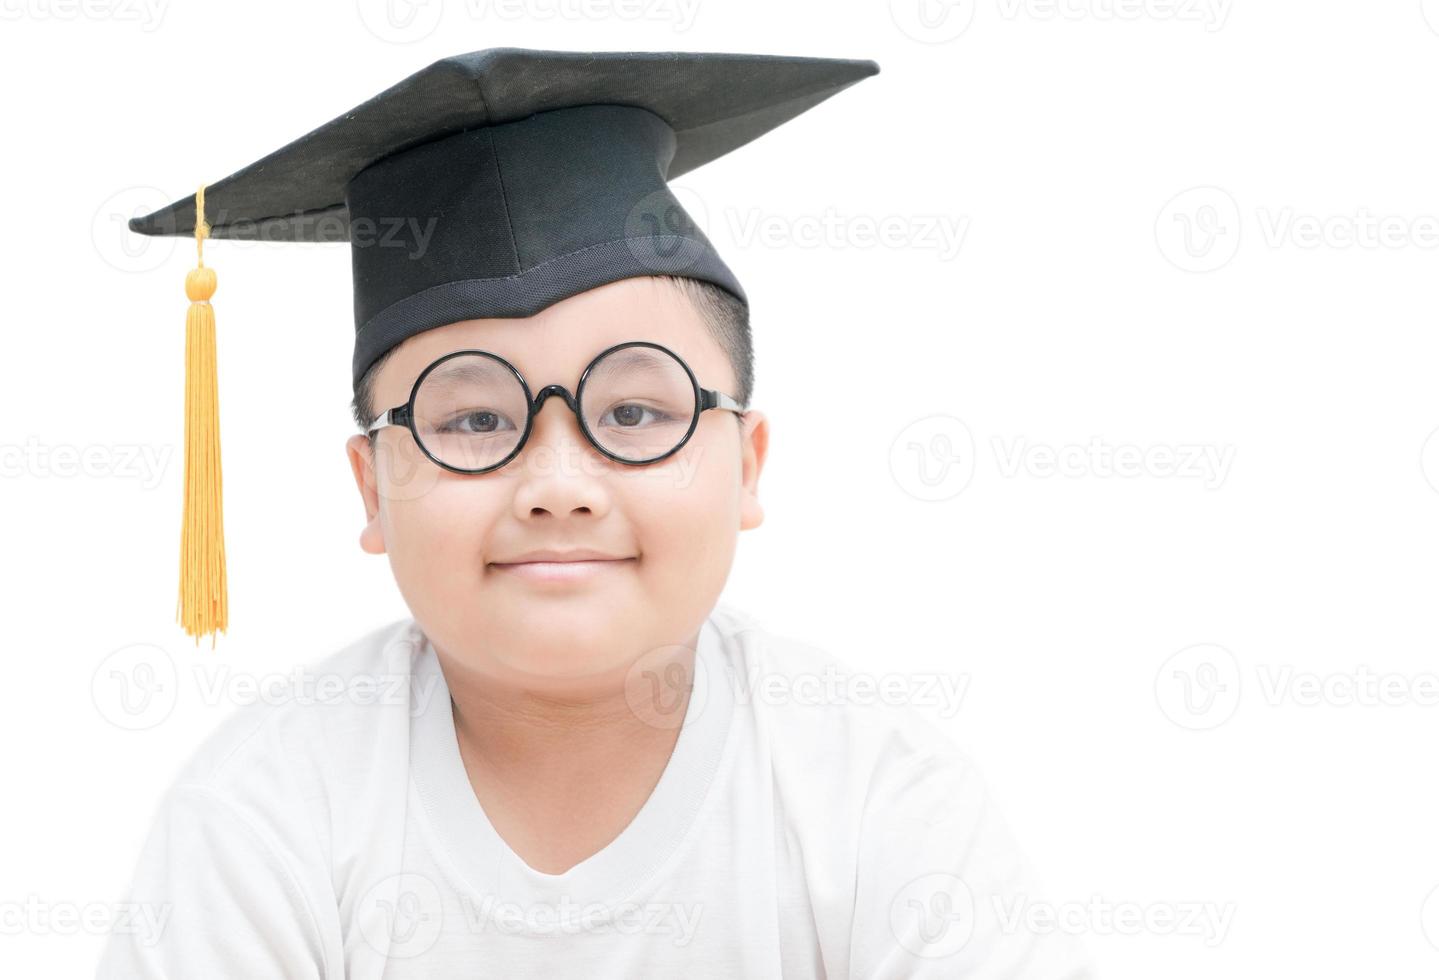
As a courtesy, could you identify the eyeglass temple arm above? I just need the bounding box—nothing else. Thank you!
[366,405,410,434]
[701,389,744,414]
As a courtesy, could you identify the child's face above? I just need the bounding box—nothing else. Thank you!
[345,277,768,691]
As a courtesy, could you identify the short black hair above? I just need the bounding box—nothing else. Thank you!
[351,275,753,438]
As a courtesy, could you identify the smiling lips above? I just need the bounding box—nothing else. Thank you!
[488,549,636,584]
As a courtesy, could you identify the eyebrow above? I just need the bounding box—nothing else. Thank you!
[587,349,675,377]
[416,346,681,392]
[423,359,514,388]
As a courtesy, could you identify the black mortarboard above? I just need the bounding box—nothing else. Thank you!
[130,47,879,644]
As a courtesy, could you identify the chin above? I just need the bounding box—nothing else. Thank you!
[488,610,633,677]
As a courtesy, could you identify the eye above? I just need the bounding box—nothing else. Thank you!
[438,409,518,435]
[599,402,675,428]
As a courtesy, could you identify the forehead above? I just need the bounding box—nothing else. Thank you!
[374,277,728,403]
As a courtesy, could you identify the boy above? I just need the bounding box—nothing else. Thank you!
[100,49,1089,978]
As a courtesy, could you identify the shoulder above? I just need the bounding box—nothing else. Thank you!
[101,618,428,977]
[704,601,992,867]
[166,616,425,826]
[704,605,1089,977]
[705,600,973,781]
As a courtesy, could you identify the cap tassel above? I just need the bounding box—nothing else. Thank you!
[176,185,228,646]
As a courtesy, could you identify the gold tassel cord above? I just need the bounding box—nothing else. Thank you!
[176,184,228,647]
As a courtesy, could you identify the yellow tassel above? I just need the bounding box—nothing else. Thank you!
[176,185,228,647]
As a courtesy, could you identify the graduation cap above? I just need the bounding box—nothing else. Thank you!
[130,47,880,645]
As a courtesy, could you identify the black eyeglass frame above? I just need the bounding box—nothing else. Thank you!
[366,340,746,475]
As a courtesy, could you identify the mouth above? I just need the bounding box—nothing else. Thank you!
[487,556,637,584]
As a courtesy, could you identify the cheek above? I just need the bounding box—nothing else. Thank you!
[633,433,741,570]
[379,471,499,588]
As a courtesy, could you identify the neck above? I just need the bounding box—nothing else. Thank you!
[440,630,701,779]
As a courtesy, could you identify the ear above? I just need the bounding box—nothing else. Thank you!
[737,410,769,531]
[345,434,387,555]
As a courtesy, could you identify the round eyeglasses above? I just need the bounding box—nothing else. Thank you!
[366,340,746,475]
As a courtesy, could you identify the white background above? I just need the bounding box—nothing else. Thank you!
[4,0,1439,976]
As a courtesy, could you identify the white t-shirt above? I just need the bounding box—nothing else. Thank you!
[97,601,1090,978]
